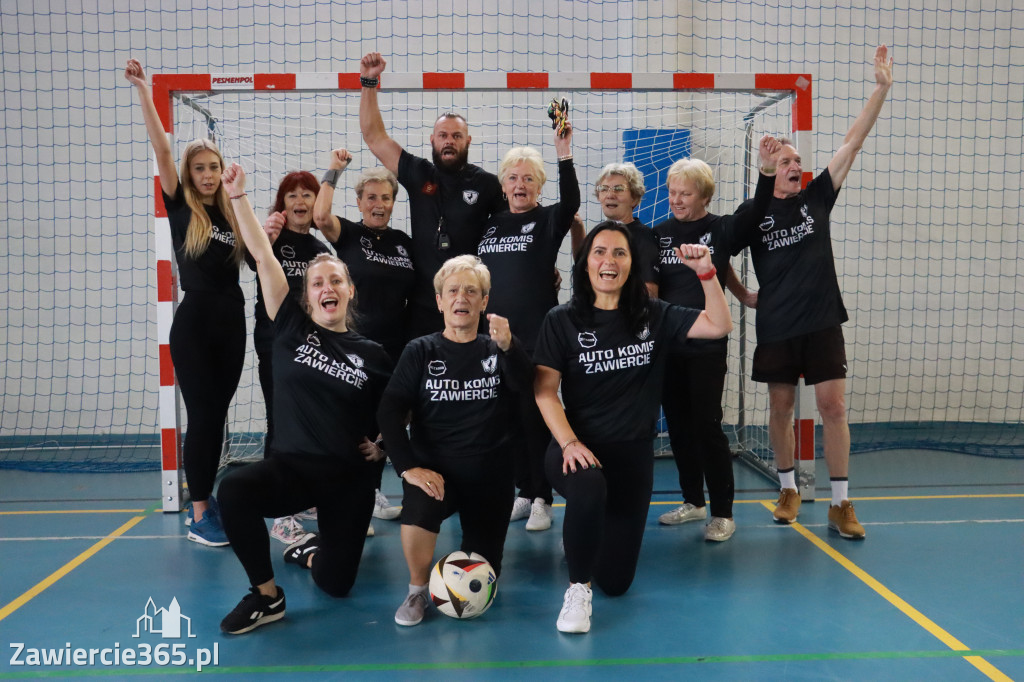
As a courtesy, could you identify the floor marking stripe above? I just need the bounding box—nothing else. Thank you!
[0,648,1019,677]
[0,508,155,623]
[760,500,1014,682]
[652,493,1024,506]
[0,509,147,515]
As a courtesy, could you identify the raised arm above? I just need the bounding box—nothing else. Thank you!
[677,244,733,339]
[827,45,894,191]
[222,163,289,319]
[125,59,178,197]
[534,365,601,473]
[553,123,582,228]
[312,148,352,242]
[359,53,403,174]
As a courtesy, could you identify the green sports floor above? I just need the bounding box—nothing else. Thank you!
[1,449,1021,681]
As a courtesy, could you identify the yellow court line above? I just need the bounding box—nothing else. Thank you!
[650,493,1024,507]
[761,500,1013,682]
[0,509,148,515]
[0,511,151,623]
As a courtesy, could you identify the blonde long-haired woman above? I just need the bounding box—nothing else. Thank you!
[126,58,247,547]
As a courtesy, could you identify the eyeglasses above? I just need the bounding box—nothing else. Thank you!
[596,184,629,194]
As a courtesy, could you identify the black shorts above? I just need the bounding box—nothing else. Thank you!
[751,325,848,385]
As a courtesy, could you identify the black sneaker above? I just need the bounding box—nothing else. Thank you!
[220,586,285,634]
[283,533,319,569]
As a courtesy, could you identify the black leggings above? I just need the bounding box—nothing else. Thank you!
[662,347,735,518]
[510,387,554,504]
[218,453,382,597]
[400,446,514,576]
[170,293,245,502]
[545,438,653,596]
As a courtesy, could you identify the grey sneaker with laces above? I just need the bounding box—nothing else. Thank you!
[509,496,531,522]
[704,516,736,542]
[395,589,429,626]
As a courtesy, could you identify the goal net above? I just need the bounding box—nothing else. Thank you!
[152,74,799,508]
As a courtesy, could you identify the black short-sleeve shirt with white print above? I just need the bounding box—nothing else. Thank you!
[270,296,393,462]
[397,150,504,312]
[162,185,242,301]
[330,218,415,357]
[379,333,531,473]
[478,159,580,351]
[247,228,331,327]
[533,300,700,443]
[735,169,847,343]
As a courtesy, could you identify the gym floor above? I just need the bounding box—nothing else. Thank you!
[1,450,1021,681]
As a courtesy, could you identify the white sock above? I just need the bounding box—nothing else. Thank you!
[409,583,428,596]
[831,479,848,507]
[778,469,796,490]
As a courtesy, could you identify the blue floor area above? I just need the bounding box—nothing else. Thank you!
[1,452,1021,681]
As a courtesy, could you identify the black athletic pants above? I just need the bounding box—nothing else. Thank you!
[545,438,653,596]
[510,386,554,504]
[218,453,382,597]
[170,293,245,502]
[661,346,735,518]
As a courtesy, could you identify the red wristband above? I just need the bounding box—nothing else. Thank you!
[697,266,717,281]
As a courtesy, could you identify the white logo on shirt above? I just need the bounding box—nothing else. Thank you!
[636,324,650,341]
[759,216,775,232]
[360,236,373,249]
[463,190,479,205]
[577,332,598,349]
[482,226,497,240]
[307,332,320,347]
[428,360,447,376]
[659,236,673,248]
[481,354,497,374]
[521,222,535,234]
[280,245,296,259]
[397,245,408,257]
[346,353,364,369]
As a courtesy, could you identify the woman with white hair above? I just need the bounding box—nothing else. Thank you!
[477,125,584,532]
[654,136,780,542]
[377,255,532,627]
[591,162,660,294]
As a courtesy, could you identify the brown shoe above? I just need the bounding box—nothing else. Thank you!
[772,488,801,524]
[828,500,866,539]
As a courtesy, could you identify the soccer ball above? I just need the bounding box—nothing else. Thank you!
[429,551,497,619]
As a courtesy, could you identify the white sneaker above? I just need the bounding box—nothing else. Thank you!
[509,496,531,522]
[556,583,593,633]
[658,503,707,525]
[269,516,306,544]
[525,498,553,531]
[704,516,736,542]
[373,489,402,520]
[366,522,375,537]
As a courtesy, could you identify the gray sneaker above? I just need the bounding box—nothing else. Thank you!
[704,516,736,542]
[395,590,429,626]
[658,502,707,525]
[509,496,531,522]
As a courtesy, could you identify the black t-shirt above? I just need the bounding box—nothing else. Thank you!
[246,228,331,328]
[378,333,531,474]
[397,150,504,312]
[330,218,416,358]
[624,220,660,285]
[162,185,242,301]
[533,300,700,443]
[654,171,776,351]
[477,159,580,351]
[270,296,393,462]
[735,169,847,343]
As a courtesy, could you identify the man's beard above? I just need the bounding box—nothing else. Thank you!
[432,145,470,172]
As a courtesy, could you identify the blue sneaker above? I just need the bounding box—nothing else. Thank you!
[184,495,220,527]
[187,501,229,547]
